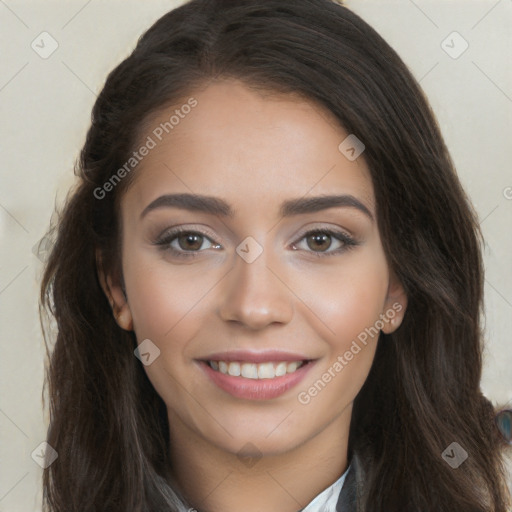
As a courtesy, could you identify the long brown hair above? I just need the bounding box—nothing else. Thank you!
[40,0,511,510]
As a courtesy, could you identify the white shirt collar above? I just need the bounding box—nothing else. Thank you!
[299,463,351,512]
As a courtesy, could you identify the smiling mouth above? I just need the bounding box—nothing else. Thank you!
[206,359,312,380]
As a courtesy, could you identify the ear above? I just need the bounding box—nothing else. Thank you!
[96,248,133,331]
[381,270,408,334]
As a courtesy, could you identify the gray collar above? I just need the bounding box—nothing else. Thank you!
[335,451,364,512]
[294,450,364,512]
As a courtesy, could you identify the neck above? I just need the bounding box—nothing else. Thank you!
[167,408,351,512]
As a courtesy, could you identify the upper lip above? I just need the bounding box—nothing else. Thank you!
[200,350,314,364]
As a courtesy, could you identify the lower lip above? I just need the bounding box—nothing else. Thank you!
[198,361,315,401]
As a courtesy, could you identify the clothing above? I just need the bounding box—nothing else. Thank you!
[167,450,363,512]
[299,462,351,512]
[334,450,363,512]
[298,450,363,512]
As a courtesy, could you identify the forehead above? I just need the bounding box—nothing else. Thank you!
[122,79,374,218]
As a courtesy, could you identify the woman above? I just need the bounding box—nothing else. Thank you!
[39,0,512,510]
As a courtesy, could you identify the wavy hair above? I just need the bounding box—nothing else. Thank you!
[39,0,511,510]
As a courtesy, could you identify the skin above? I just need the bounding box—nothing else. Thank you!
[99,79,408,512]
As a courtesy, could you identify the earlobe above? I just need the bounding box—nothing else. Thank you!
[114,304,133,331]
[96,249,134,331]
[381,271,408,334]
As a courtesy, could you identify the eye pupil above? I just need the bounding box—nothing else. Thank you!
[307,233,332,252]
[178,233,203,251]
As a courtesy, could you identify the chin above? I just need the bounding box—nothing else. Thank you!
[202,420,312,459]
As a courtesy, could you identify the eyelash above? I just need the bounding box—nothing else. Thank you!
[153,227,359,259]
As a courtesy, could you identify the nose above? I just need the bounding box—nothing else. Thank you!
[218,246,294,330]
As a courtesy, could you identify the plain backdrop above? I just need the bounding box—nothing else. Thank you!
[0,1,511,510]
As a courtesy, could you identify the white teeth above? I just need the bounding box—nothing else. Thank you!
[208,360,305,379]
[257,362,275,379]
[241,363,258,379]
[275,362,287,377]
[287,361,299,373]
[227,361,240,377]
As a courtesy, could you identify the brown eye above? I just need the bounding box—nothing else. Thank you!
[154,228,221,259]
[306,233,332,252]
[291,228,358,257]
[177,233,204,251]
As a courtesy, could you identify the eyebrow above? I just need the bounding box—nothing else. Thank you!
[140,193,374,221]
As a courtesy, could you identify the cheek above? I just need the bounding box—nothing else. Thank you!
[123,248,220,350]
[122,250,216,411]
[291,251,389,346]
[291,253,388,407]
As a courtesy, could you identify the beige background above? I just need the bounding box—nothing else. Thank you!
[0,1,510,510]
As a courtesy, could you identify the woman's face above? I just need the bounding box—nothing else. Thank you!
[102,79,407,457]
